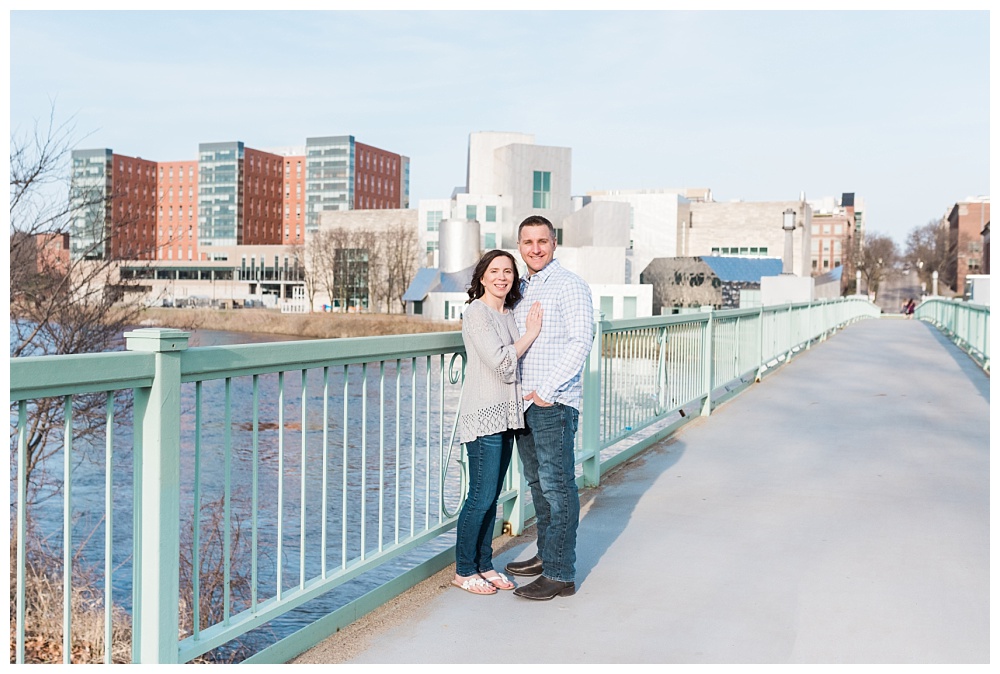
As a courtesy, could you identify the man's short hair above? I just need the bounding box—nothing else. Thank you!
[518,215,557,241]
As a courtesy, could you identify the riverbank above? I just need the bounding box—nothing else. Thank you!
[139,308,456,339]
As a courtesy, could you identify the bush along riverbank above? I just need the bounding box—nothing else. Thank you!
[138,308,457,340]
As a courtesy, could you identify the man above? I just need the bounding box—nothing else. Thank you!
[507,215,593,600]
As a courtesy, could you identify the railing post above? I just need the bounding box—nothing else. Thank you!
[755,305,765,382]
[125,328,189,664]
[701,310,714,417]
[581,310,604,487]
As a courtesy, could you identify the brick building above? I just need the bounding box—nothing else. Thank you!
[156,160,198,261]
[946,197,990,292]
[69,135,408,262]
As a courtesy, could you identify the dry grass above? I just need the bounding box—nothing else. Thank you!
[9,538,131,664]
[138,308,457,340]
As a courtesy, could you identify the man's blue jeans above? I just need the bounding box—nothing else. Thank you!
[516,403,580,583]
[455,430,514,577]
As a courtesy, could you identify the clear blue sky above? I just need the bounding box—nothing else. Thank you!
[8,9,991,245]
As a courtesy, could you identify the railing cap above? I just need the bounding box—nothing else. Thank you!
[125,327,190,353]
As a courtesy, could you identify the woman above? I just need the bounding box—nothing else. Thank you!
[452,250,542,595]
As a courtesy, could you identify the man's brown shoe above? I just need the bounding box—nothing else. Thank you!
[513,575,575,600]
[505,556,544,577]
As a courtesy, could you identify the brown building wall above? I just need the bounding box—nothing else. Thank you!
[12,232,70,275]
[109,154,158,260]
[948,201,990,292]
[155,160,199,261]
[242,148,284,245]
[982,223,990,275]
[354,142,404,210]
[810,212,853,276]
[282,155,307,245]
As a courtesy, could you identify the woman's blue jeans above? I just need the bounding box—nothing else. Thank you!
[455,430,514,577]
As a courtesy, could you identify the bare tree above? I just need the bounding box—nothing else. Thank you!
[309,227,344,311]
[903,218,955,293]
[10,108,148,505]
[306,223,417,313]
[286,243,315,312]
[382,222,419,313]
[850,231,899,302]
[360,228,387,313]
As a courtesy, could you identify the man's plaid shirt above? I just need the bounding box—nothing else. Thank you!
[513,258,593,411]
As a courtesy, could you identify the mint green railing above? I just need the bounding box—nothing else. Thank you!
[914,297,990,372]
[9,296,878,664]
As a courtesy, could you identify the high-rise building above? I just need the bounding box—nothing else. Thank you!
[305,136,409,231]
[68,134,407,261]
[69,149,159,260]
[197,142,284,255]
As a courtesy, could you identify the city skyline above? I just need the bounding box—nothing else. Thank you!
[9,8,991,245]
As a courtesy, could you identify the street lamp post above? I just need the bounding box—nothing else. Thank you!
[782,208,796,275]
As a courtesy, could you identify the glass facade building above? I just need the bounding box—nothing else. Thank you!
[198,141,244,250]
[305,135,354,231]
[69,149,113,260]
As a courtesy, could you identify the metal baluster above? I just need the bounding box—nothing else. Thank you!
[300,369,307,589]
[104,392,114,663]
[277,372,284,599]
[193,382,202,638]
[361,363,368,560]
[342,365,349,570]
[224,378,232,622]
[378,361,385,552]
[395,359,401,546]
[410,358,416,538]
[321,367,329,578]
[251,375,259,608]
[16,400,27,664]
[63,395,72,663]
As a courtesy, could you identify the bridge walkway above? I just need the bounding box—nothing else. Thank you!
[294,317,990,664]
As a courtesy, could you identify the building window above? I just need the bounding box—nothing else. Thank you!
[426,241,438,254]
[413,300,423,315]
[427,210,443,232]
[484,233,496,249]
[466,205,477,221]
[532,171,551,209]
[485,205,497,222]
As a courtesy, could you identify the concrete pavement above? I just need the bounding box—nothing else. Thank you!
[294,318,990,664]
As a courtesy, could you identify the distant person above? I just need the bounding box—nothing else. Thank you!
[506,215,593,601]
[452,250,542,596]
[904,297,916,318]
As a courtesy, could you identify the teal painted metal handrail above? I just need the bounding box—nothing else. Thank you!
[914,297,990,372]
[9,297,880,663]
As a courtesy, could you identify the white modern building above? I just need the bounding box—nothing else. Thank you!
[407,131,654,319]
[587,189,693,284]
[681,198,814,278]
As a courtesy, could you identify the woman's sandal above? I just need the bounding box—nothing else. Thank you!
[479,571,515,591]
[451,576,496,595]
